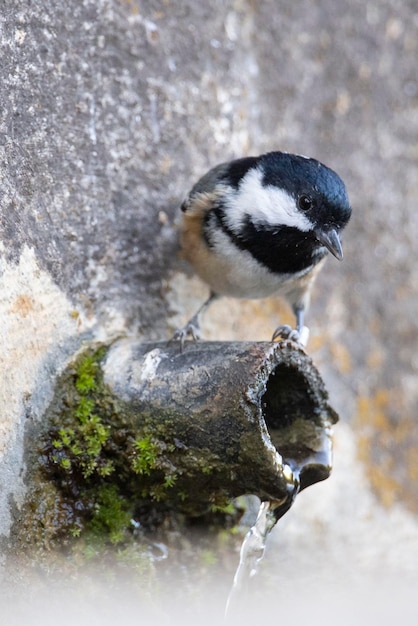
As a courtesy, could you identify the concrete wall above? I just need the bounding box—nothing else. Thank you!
[1,0,418,597]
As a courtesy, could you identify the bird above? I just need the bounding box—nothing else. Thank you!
[173,151,351,348]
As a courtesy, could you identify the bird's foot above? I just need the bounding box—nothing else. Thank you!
[272,325,309,347]
[170,319,202,351]
[272,324,300,342]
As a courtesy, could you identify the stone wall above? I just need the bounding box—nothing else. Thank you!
[1,0,418,599]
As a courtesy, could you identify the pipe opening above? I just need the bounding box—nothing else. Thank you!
[261,363,332,490]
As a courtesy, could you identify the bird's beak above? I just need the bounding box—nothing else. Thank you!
[315,227,343,261]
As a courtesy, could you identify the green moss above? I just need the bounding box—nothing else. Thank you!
[33,346,129,544]
[130,435,179,499]
[49,347,113,479]
[131,436,159,475]
[28,347,188,546]
[86,484,132,545]
[7,344,253,589]
[74,350,104,394]
[210,502,237,516]
[17,345,242,557]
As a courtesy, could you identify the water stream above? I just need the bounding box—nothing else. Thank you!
[225,413,334,620]
[225,478,300,621]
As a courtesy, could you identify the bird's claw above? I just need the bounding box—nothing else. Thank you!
[272,324,309,347]
[272,324,300,343]
[170,321,202,351]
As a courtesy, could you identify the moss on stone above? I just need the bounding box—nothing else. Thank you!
[84,483,132,545]
[15,345,241,556]
[49,347,114,480]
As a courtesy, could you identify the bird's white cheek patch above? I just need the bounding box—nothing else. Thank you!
[224,167,313,232]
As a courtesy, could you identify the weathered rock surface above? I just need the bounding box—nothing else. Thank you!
[1,0,418,614]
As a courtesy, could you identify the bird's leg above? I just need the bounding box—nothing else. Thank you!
[171,292,218,350]
[294,305,304,334]
[271,305,309,346]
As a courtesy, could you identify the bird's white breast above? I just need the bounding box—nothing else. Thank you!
[193,226,313,299]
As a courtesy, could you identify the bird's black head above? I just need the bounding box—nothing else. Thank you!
[258,151,352,260]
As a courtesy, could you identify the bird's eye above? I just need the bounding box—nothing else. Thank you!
[298,195,314,211]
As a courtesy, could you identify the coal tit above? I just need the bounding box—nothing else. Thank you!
[173,151,351,347]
